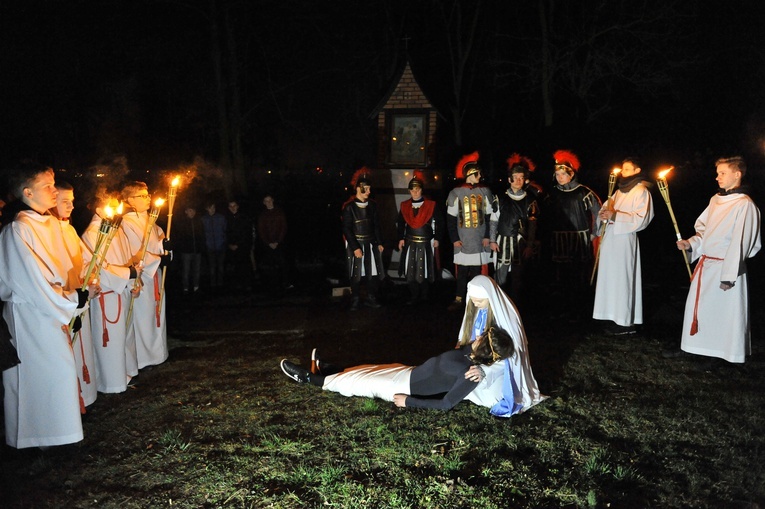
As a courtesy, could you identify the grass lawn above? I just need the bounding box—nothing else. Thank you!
[1,268,764,508]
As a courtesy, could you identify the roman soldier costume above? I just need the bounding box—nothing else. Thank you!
[546,150,600,264]
[397,171,443,303]
[446,152,496,309]
[490,154,541,301]
[342,167,385,309]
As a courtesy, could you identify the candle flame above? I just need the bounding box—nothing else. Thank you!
[104,205,114,218]
[658,167,674,179]
[116,202,124,215]
[171,176,180,188]
[154,198,165,207]
[612,167,622,175]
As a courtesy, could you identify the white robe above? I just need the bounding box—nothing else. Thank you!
[323,364,413,401]
[681,193,761,362]
[58,219,98,406]
[457,275,546,415]
[0,211,85,448]
[593,182,654,326]
[82,214,135,392]
[120,211,168,369]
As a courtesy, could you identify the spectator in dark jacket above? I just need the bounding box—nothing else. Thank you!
[201,202,227,289]
[257,194,290,292]
[174,204,204,293]
[226,199,254,291]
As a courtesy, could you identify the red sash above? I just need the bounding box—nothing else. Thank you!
[401,199,435,229]
[98,291,120,347]
[690,255,723,335]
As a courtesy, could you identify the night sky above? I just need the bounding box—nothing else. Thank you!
[2,0,765,192]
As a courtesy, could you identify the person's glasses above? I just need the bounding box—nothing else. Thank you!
[131,193,151,199]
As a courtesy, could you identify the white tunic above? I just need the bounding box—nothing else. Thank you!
[120,211,168,369]
[59,219,98,406]
[82,214,135,392]
[681,193,761,362]
[593,182,654,326]
[0,211,84,448]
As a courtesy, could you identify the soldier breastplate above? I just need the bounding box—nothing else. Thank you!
[458,193,485,229]
[352,206,372,239]
[497,197,526,237]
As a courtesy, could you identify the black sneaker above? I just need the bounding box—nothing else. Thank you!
[280,360,310,383]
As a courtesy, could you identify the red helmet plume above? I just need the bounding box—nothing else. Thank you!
[553,150,580,172]
[455,151,481,179]
[408,170,425,189]
[506,153,536,174]
[350,167,372,188]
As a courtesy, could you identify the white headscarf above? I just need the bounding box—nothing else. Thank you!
[459,275,546,416]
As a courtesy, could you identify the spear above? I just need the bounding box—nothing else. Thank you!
[157,176,180,315]
[657,167,693,280]
[126,198,164,331]
[591,167,621,284]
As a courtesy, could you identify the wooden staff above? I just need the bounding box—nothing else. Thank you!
[657,167,693,280]
[590,168,621,285]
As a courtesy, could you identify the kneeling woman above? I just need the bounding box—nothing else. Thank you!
[280,327,514,411]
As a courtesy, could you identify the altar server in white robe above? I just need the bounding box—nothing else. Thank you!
[0,163,98,448]
[592,158,654,333]
[120,181,168,369]
[51,181,98,406]
[676,156,761,363]
[82,198,141,392]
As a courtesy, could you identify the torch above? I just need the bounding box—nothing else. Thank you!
[68,203,121,335]
[157,175,180,315]
[590,167,621,284]
[657,167,693,280]
[92,201,124,282]
[126,197,165,330]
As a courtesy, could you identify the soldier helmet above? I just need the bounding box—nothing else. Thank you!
[408,170,425,190]
[455,151,481,179]
[553,149,581,176]
[506,153,536,181]
[351,167,372,188]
